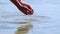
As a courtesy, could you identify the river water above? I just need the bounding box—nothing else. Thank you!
[0,0,60,34]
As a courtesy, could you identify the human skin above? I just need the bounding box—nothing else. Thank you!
[10,0,34,15]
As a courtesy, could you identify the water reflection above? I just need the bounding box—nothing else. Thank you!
[0,14,49,24]
[15,24,33,34]
[0,0,50,34]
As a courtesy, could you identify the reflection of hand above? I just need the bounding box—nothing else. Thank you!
[15,25,33,34]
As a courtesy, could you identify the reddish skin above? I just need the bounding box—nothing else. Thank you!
[10,0,34,15]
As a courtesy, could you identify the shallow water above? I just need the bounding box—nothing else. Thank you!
[0,0,60,34]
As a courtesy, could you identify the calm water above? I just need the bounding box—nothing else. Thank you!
[0,0,60,34]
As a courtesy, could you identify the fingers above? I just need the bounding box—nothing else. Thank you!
[10,0,34,15]
[23,4,34,15]
[26,10,34,15]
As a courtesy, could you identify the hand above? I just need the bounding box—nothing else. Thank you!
[21,3,34,15]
